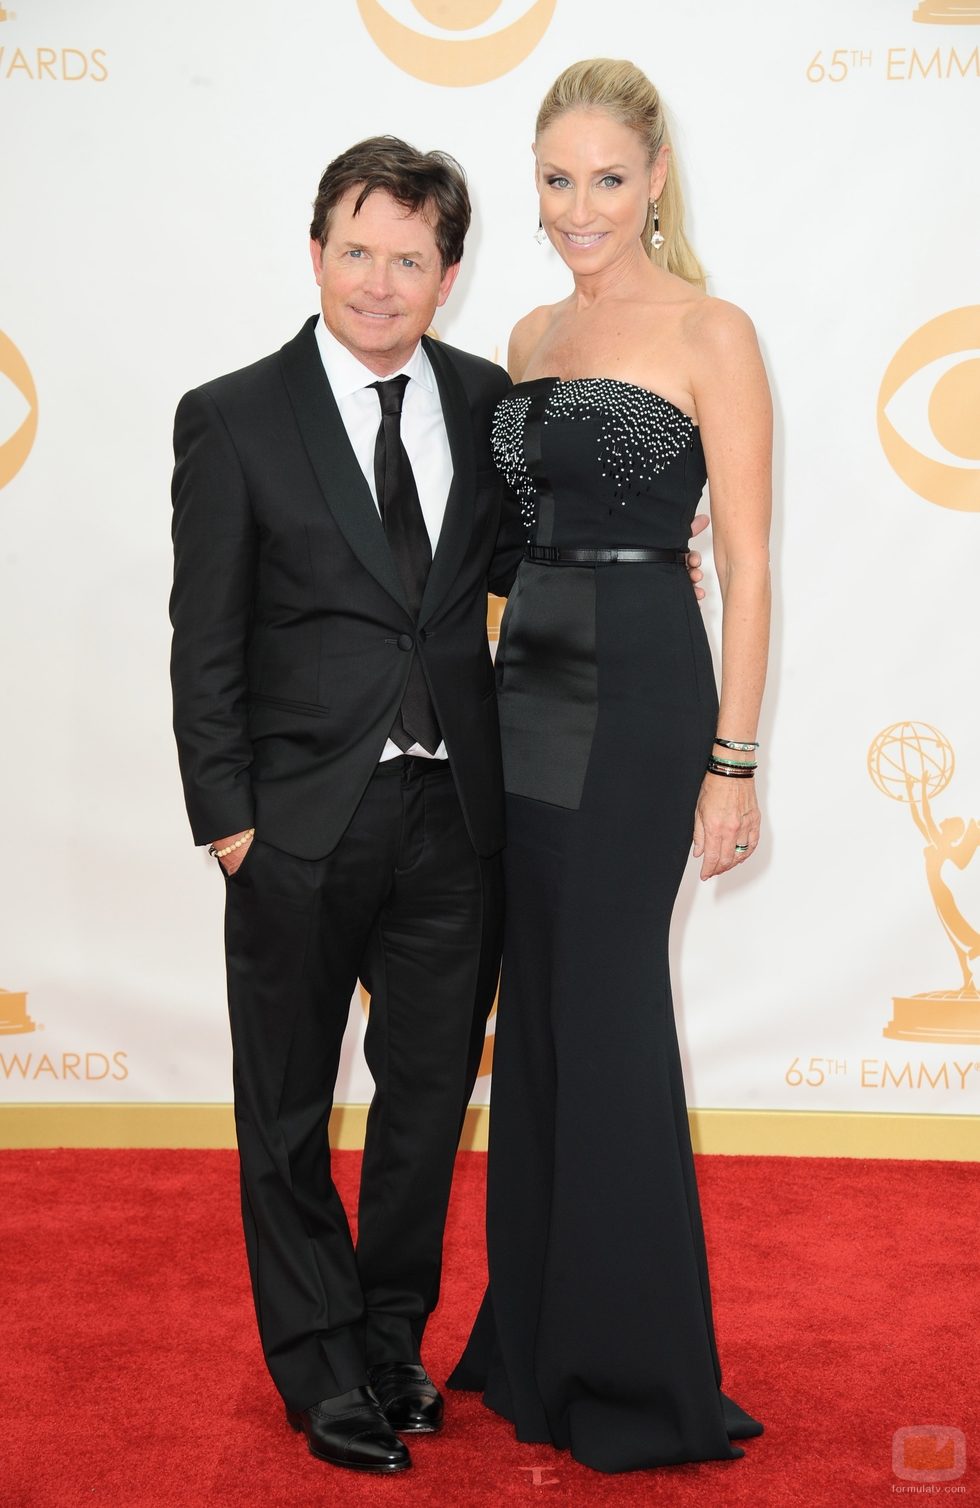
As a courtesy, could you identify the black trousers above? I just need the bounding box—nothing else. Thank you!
[223,756,502,1412]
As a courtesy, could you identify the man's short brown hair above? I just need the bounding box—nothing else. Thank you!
[310,136,471,271]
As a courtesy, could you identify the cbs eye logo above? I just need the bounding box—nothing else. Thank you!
[877,306,980,513]
[0,331,38,491]
[357,0,557,87]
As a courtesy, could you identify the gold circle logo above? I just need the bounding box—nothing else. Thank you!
[0,331,38,490]
[357,0,557,87]
[877,307,980,512]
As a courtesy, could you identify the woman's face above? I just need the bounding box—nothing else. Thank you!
[534,108,667,273]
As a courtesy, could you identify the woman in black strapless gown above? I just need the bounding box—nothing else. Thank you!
[449,61,772,1474]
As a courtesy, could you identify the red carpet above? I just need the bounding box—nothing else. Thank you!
[1,1149,977,1506]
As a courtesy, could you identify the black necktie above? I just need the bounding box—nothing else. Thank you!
[370,375,441,755]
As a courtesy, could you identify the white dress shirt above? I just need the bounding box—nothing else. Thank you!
[314,315,451,761]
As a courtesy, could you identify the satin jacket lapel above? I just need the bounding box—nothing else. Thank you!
[278,318,410,614]
[420,335,475,627]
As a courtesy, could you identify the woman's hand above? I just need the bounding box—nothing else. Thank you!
[692,774,760,879]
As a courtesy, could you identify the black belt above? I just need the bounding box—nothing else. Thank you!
[525,545,689,565]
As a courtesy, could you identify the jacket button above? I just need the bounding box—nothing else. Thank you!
[396,632,414,651]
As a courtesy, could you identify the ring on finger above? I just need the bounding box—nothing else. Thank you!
[734,843,749,853]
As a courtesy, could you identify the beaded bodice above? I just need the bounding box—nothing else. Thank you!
[492,376,705,550]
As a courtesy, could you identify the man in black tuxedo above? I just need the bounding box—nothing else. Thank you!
[171,138,520,1476]
[171,137,705,1477]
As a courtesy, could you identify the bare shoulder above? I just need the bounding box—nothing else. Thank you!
[684,295,761,363]
[507,303,559,381]
[685,297,771,438]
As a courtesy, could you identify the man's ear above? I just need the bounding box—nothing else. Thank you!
[309,237,324,287]
[435,260,462,309]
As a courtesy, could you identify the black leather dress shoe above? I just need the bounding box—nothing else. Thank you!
[368,1363,444,1434]
[286,1385,411,1473]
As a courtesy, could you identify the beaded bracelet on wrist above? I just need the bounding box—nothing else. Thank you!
[209,828,255,859]
[709,754,758,769]
[706,763,755,779]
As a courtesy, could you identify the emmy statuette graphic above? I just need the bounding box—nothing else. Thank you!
[868,722,980,1042]
[0,988,36,1035]
[912,1,980,23]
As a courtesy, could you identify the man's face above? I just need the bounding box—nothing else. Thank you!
[310,187,459,376]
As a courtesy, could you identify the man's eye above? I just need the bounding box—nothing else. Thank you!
[399,259,417,269]
[547,176,570,190]
[347,249,365,259]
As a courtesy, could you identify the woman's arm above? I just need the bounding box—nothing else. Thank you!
[689,299,773,879]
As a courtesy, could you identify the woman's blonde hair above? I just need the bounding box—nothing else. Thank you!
[535,58,705,290]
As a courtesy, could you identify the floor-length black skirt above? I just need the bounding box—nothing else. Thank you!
[449,561,763,1473]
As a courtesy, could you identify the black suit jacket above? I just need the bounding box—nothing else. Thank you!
[170,315,520,860]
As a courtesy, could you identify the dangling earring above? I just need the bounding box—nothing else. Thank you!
[535,217,547,245]
[650,200,665,251]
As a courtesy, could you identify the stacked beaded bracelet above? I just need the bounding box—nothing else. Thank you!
[707,737,759,779]
[209,828,255,859]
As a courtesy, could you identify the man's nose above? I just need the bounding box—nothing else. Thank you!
[362,260,394,298]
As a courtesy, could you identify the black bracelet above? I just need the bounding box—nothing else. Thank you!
[706,763,755,779]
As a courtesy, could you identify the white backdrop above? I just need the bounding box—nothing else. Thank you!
[1,0,978,1117]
